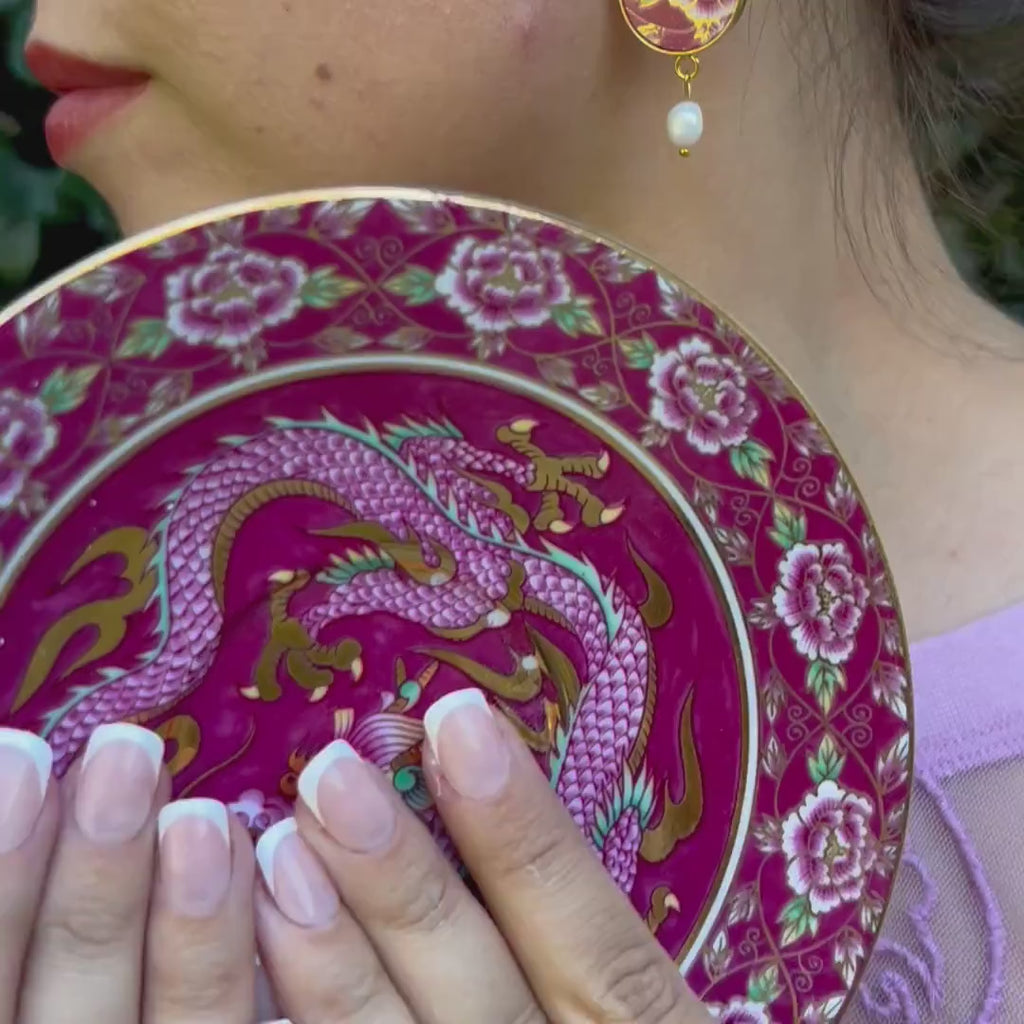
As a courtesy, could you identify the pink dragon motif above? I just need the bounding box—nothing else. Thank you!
[40,414,676,901]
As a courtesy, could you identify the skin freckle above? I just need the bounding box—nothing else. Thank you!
[314,63,333,82]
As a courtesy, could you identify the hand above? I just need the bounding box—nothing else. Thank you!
[0,691,714,1023]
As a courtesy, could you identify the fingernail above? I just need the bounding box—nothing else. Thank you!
[0,729,52,854]
[256,819,340,929]
[423,689,509,801]
[157,799,232,918]
[298,740,396,853]
[75,724,164,844]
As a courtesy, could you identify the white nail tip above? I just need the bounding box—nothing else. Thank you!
[157,799,230,843]
[255,817,298,891]
[296,740,358,823]
[82,723,165,771]
[422,688,489,751]
[0,728,53,799]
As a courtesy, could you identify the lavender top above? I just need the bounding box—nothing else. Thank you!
[849,601,1024,1022]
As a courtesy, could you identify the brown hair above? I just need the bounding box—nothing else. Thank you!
[884,0,1024,179]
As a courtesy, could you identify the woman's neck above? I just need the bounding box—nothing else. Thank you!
[529,10,1024,640]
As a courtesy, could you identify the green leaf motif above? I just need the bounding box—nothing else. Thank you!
[115,318,173,361]
[383,265,437,306]
[769,500,808,550]
[618,333,658,370]
[807,660,846,715]
[300,266,364,308]
[747,964,783,1004]
[729,439,774,489]
[808,733,846,784]
[778,893,819,947]
[550,297,603,339]
[38,364,101,414]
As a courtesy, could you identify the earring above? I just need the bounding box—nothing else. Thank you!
[620,0,746,156]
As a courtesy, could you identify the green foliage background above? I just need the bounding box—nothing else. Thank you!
[1,0,1022,319]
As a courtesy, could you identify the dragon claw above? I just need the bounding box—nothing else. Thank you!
[548,520,572,535]
[240,686,261,700]
[596,451,611,475]
[309,685,329,703]
[600,503,625,525]
[486,606,512,628]
[508,418,538,435]
[664,892,681,913]
[268,569,297,585]
[350,656,364,682]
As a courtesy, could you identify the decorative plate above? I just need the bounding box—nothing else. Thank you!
[620,0,746,56]
[0,189,912,1022]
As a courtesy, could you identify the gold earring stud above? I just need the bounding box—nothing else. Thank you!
[619,0,746,156]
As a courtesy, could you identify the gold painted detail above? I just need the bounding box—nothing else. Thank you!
[497,419,623,533]
[242,569,363,703]
[640,690,703,863]
[212,480,353,609]
[15,527,157,712]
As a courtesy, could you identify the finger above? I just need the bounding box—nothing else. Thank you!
[0,729,59,1024]
[19,723,168,1024]
[423,689,712,1024]
[144,800,256,1023]
[254,819,416,1024]
[292,740,543,1024]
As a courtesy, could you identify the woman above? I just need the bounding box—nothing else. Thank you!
[2,0,1023,1020]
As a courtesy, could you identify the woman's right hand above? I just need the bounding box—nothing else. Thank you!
[2,697,716,1024]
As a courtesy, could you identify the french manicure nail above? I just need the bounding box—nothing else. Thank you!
[423,689,509,801]
[256,818,340,929]
[297,740,396,854]
[75,723,164,844]
[0,728,52,854]
[158,799,232,918]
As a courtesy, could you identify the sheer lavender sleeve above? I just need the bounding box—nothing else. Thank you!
[845,602,1024,1023]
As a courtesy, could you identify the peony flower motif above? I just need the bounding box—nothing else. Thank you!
[782,780,877,915]
[165,246,308,350]
[434,235,573,333]
[669,0,738,17]
[648,337,758,454]
[708,998,773,1024]
[772,542,869,665]
[228,789,292,839]
[0,388,58,510]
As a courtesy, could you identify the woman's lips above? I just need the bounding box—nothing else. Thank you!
[42,85,149,166]
[24,41,150,165]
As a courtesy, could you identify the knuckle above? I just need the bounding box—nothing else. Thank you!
[493,811,577,889]
[313,959,394,1021]
[377,857,463,935]
[148,935,240,1009]
[589,939,682,1024]
[503,1006,549,1024]
[41,888,139,959]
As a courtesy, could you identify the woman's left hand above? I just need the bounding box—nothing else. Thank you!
[255,687,713,1024]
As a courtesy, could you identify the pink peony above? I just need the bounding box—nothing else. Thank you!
[648,337,758,454]
[689,0,738,17]
[165,246,308,350]
[228,788,292,839]
[782,780,877,915]
[0,388,58,509]
[772,542,869,665]
[708,999,773,1024]
[434,235,573,333]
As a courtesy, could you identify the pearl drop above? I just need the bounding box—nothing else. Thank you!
[667,100,704,151]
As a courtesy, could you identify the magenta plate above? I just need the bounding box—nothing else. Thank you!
[620,0,745,56]
[0,189,911,1021]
